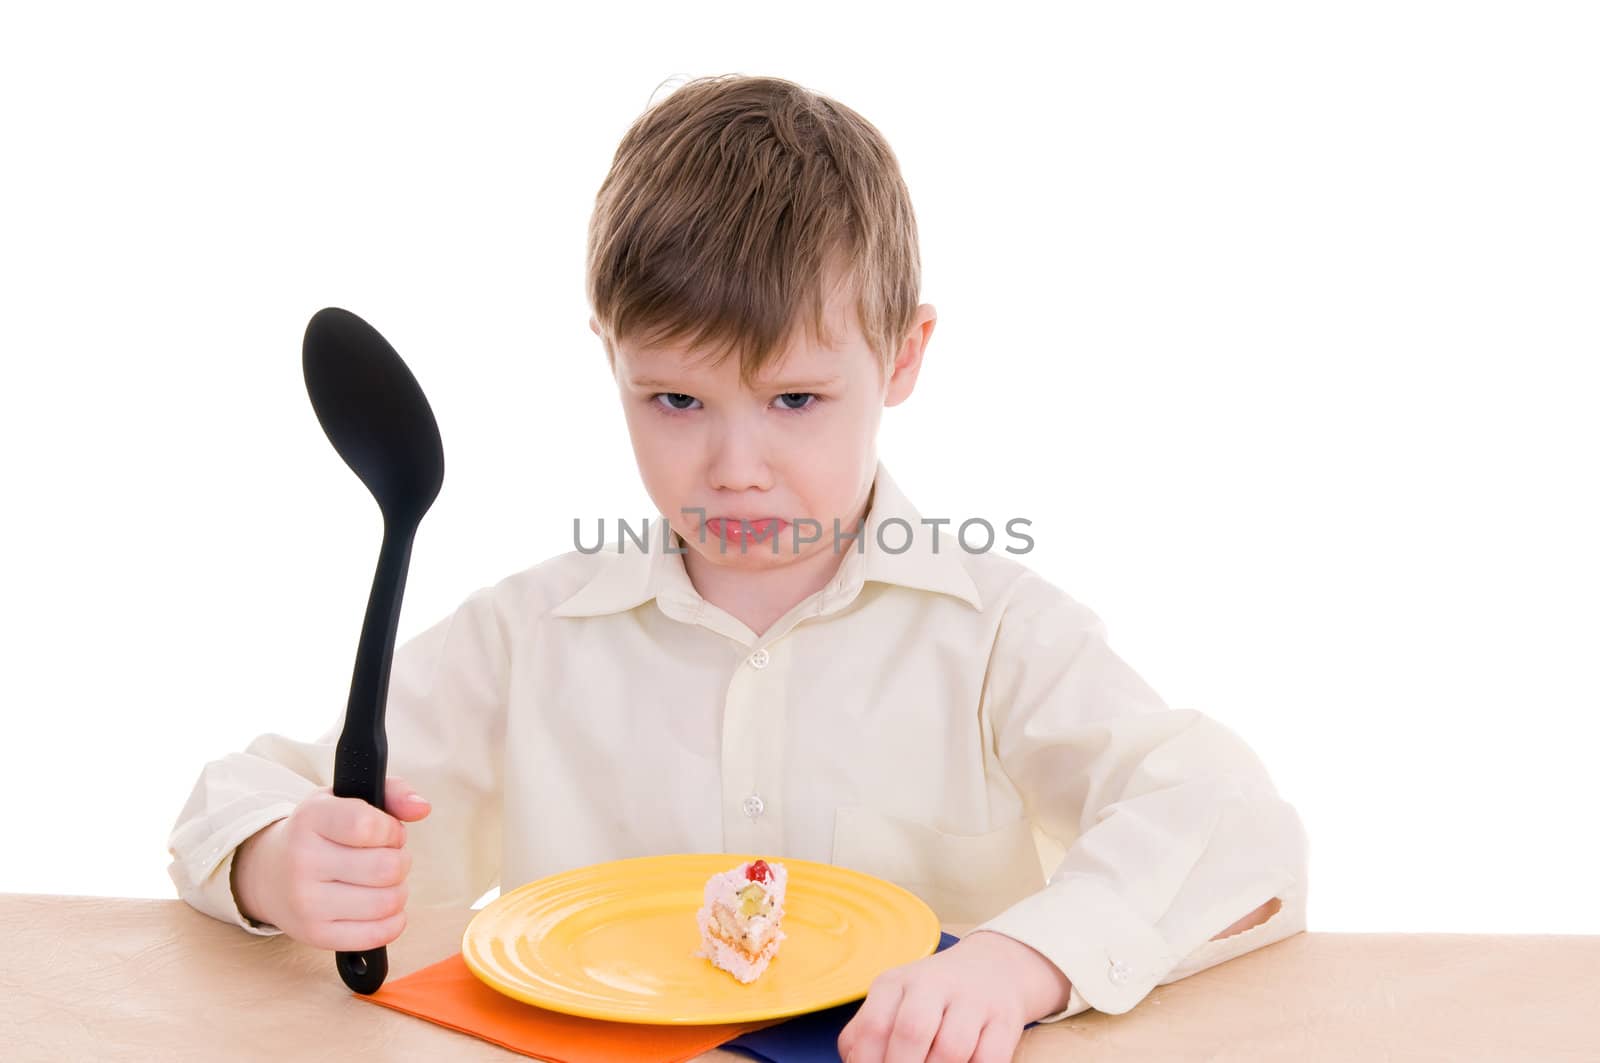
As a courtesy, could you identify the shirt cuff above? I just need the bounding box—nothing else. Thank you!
[971,873,1180,1020]
[166,792,304,936]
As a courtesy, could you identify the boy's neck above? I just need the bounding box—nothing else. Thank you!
[681,533,852,639]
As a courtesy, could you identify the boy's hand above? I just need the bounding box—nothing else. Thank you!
[230,776,432,951]
[837,930,1070,1063]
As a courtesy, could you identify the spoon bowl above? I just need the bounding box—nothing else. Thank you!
[303,307,444,525]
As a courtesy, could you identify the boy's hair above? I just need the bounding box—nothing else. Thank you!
[586,74,920,387]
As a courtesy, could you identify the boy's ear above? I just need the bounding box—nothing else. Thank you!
[588,316,601,337]
[884,304,936,408]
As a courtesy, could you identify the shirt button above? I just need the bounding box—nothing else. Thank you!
[748,648,770,669]
[1108,959,1132,986]
[742,794,766,819]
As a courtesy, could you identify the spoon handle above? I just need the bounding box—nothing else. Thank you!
[333,520,418,994]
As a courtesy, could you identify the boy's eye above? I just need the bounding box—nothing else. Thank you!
[775,392,817,412]
[653,393,701,413]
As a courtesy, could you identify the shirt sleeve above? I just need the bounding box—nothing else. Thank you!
[971,575,1310,1021]
[165,583,510,934]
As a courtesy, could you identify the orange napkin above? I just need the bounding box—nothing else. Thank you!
[359,951,777,1062]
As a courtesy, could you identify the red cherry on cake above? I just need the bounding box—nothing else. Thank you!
[746,859,772,883]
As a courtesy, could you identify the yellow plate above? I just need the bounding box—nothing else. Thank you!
[461,852,942,1025]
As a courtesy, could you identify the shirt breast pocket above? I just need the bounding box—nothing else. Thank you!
[829,805,1046,925]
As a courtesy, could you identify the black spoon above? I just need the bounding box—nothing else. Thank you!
[302,307,445,994]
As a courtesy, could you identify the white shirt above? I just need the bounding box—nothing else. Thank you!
[167,459,1309,1021]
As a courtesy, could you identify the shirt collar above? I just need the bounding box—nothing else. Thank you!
[551,458,983,619]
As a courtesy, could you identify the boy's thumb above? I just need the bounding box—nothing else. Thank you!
[383,776,432,822]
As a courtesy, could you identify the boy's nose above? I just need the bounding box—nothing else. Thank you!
[705,417,774,494]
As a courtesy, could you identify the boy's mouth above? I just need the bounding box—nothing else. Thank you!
[704,517,788,543]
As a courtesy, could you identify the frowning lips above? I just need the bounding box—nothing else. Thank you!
[703,516,788,540]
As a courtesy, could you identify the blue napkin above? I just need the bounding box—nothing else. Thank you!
[722,933,962,1063]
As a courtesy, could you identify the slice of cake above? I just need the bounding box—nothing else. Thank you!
[694,857,788,983]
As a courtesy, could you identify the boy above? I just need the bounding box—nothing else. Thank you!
[168,74,1306,1062]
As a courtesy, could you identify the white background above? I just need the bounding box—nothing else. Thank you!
[2,2,1595,932]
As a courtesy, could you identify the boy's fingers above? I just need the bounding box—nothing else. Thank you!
[314,836,412,887]
[315,880,409,923]
[383,777,432,822]
[839,981,903,1063]
[970,1020,1021,1063]
[882,993,943,1063]
[925,1004,983,1063]
[316,911,407,953]
[314,795,406,849]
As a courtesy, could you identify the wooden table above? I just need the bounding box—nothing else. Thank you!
[2,894,1595,1061]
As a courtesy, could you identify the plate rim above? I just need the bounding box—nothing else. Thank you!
[459,851,943,1025]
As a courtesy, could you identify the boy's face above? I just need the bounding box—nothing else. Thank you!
[595,274,933,579]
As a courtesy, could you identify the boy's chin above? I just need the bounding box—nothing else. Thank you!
[687,537,829,566]
[693,542,799,564]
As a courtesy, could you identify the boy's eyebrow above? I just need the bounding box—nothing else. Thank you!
[763,376,842,390]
